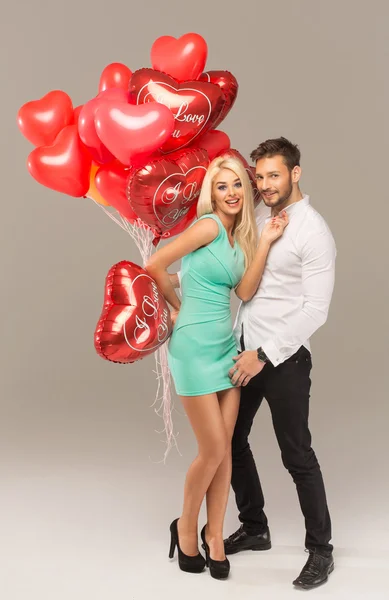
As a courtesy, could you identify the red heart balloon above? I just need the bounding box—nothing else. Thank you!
[199,71,238,129]
[98,62,133,93]
[193,130,231,160]
[72,104,83,124]
[17,90,74,147]
[94,260,172,363]
[151,33,207,82]
[160,201,198,241]
[78,88,129,164]
[27,124,92,197]
[128,148,209,238]
[129,69,225,154]
[95,161,137,221]
[94,100,175,166]
[223,149,260,205]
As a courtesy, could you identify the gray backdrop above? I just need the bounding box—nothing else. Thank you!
[2,1,388,598]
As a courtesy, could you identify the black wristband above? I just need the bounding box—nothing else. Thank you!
[257,346,270,364]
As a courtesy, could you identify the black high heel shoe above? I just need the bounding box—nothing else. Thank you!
[200,525,230,580]
[169,519,206,573]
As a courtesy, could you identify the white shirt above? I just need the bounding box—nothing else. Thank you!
[234,195,336,366]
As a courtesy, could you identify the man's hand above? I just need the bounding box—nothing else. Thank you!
[229,350,266,386]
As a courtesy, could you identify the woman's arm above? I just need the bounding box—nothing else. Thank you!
[168,272,180,289]
[235,238,271,302]
[145,218,219,311]
[235,212,289,302]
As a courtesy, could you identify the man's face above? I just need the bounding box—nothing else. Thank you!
[255,155,297,209]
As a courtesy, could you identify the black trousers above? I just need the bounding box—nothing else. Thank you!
[231,344,333,555]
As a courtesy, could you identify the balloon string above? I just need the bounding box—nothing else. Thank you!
[92,199,179,460]
[91,198,129,233]
[92,200,154,265]
[120,216,155,266]
[151,342,181,463]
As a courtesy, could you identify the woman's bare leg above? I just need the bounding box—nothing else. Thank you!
[177,392,229,556]
[205,387,240,560]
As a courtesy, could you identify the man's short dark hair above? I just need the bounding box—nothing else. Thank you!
[250,137,301,171]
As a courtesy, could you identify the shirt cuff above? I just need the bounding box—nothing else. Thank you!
[261,339,285,367]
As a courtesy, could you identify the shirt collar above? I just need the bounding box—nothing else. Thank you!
[282,194,310,215]
[263,194,310,221]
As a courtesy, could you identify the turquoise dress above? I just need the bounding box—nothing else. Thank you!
[168,213,245,396]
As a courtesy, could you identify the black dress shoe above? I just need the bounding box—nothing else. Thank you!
[293,550,334,590]
[223,524,271,555]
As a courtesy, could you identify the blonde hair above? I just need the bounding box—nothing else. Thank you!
[196,156,258,271]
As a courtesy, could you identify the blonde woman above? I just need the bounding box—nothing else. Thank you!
[146,156,288,579]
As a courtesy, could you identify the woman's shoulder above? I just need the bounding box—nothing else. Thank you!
[196,212,220,225]
[194,213,222,235]
[182,213,220,247]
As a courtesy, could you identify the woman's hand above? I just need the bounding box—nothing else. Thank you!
[170,309,180,327]
[260,210,289,245]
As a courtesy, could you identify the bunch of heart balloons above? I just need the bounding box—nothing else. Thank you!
[17,32,257,364]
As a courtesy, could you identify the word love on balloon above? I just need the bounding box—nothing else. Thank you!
[127,148,209,240]
[95,261,172,364]
[129,69,225,154]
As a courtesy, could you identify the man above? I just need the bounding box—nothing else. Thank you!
[226,137,336,590]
